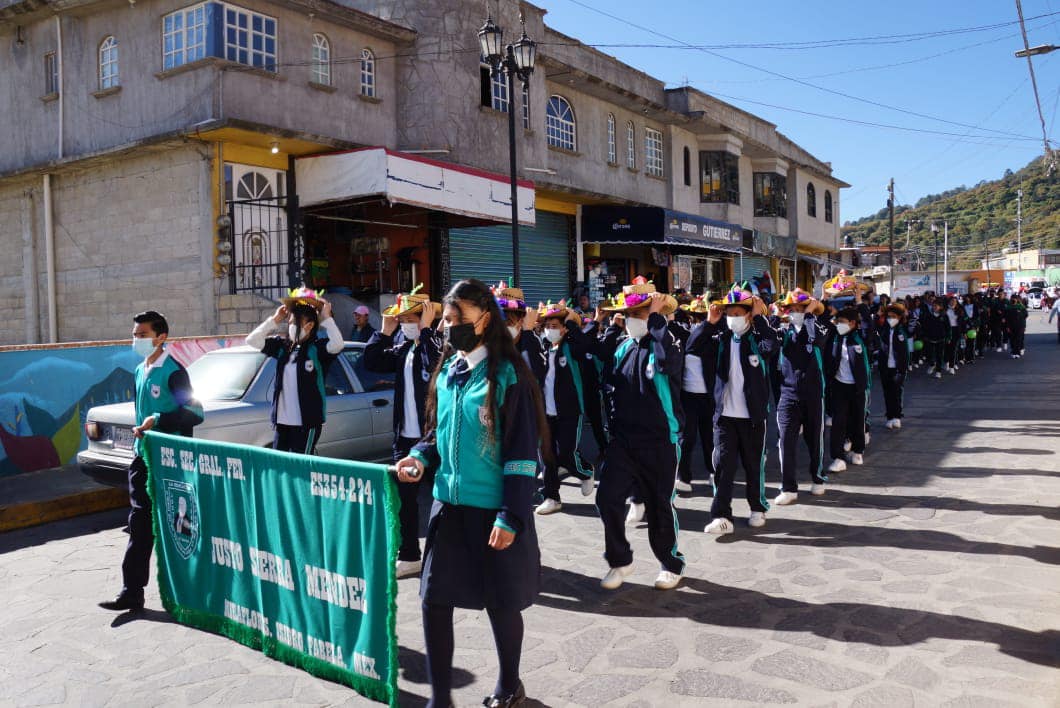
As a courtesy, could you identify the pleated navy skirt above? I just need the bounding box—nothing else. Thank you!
[419,500,540,611]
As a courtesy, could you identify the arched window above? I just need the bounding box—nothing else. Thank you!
[311,34,331,86]
[683,147,691,186]
[545,95,576,151]
[626,121,636,169]
[98,36,119,90]
[807,182,817,217]
[824,190,834,223]
[360,48,376,98]
[606,113,616,163]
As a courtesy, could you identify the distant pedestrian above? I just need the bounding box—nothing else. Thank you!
[352,305,376,342]
[1049,297,1060,344]
[99,310,203,612]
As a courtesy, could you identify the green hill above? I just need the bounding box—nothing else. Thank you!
[842,157,1060,270]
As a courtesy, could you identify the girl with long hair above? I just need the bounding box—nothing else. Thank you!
[396,278,550,708]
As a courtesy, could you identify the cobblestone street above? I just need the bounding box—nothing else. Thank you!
[2,321,1058,707]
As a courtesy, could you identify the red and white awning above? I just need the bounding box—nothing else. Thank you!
[295,148,536,226]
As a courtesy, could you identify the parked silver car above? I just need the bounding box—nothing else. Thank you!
[78,343,396,487]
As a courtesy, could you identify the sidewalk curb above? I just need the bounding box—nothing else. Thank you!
[0,487,127,533]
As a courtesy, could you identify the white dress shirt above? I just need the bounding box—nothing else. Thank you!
[683,354,708,394]
[720,338,750,418]
[544,347,558,416]
[400,345,421,439]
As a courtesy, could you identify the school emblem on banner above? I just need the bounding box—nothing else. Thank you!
[164,479,200,560]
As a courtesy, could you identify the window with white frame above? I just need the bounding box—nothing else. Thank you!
[98,36,119,90]
[521,83,530,129]
[626,121,636,169]
[361,48,376,97]
[223,5,277,70]
[44,52,58,95]
[162,4,207,70]
[645,128,664,177]
[606,113,616,164]
[311,33,330,85]
[546,95,576,151]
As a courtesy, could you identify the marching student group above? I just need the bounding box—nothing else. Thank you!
[102,271,1038,708]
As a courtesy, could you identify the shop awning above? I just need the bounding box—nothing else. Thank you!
[581,205,742,253]
[294,148,536,226]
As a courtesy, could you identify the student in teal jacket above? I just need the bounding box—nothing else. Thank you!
[100,311,203,612]
[396,278,550,708]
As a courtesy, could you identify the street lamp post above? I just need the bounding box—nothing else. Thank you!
[479,12,536,287]
[931,223,940,294]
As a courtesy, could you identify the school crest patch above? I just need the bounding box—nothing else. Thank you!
[645,361,655,380]
[853,345,863,354]
[559,356,568,368]
[304,359,315,373]
[749,354,760,368]
[163,479,200,560]
[150,384,161,399]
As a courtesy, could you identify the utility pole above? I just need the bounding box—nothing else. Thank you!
[887,178,896,297]
[1016,183,1023,271]
[943,221,949,295]
[931,222,940,293]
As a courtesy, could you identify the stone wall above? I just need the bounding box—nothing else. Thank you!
[0,143,216,345]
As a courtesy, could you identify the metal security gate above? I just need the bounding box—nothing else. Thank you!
[448,211,572,304]
[734,255,772,285]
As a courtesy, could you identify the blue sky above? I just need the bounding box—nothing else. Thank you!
[539,0,1060,222]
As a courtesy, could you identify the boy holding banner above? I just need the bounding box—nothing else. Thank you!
[100,311,203,612]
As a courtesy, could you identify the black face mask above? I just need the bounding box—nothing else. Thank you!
[445,322,481,353]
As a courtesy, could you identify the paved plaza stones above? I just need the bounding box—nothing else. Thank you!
[1,320,1058,706]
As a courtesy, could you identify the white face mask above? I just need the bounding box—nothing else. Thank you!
[726,315,750,336]
[887,317,900,328]
[788,312,806,329]
[836,322,851,336]
[625,316,649,340]
[132,337,156,358]
[400,322,421,340]
[544,328,563,344]
[507,325,521,341]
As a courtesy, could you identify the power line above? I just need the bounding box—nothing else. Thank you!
[1015,0,1057,159]
[561,0,1044,141]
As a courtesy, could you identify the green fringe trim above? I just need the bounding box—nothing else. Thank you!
[142,432,401,707]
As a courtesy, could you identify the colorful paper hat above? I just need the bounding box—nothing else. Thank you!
[601,276,677,315]
[712,282,757,310]
[281,286,326,310]
[777,288,824,316]
[538,300,570,320]
[382,283,438,317]
[492,281,528,313]
[883,302,907,317]
[680,294,710,314]
[823,270,871,297]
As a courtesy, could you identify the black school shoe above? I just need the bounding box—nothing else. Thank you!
[483,681,526,707]
[98,590,144,611]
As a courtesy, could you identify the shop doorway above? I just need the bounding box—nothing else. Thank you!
[225,163,294,300]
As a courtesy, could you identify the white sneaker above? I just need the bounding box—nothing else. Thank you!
[580,475,595,497]
[847,452,864,466]
[996,347,1003,353]
[825,416,833,427]
[395,559,422,579]
[654,570,682,590]
[935,372,942,379]
[810,483,826,496]
[774,491,798,506]
[600,564,634,590]
[948,367,957,375]
[828,458,847,473]
[625,502,645,525]
[843,440,852,453]
[885,419,895,430]
[748,511,767,528]
[674,480,693,494]
[893,419,901,429]
[536,498,563,515]
[926,365,936,375]
[1011,354,1018,360]
[1004,343,1009,351]
[704,517,734,534]
[864,432,872,446]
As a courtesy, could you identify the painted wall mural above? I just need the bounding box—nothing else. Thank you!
[0,337,243,477]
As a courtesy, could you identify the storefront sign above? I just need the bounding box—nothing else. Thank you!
[581,206,741,253]
[143,432,399,706]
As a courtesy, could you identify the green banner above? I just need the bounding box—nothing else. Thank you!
[142,431,399,706]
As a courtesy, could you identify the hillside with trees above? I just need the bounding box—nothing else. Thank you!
[842,157,1060,270]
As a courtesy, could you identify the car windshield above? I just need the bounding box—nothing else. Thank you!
[187,351,266,401]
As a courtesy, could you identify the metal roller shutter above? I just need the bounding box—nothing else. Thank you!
[734,255,772,284]
[449,211,571,304]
